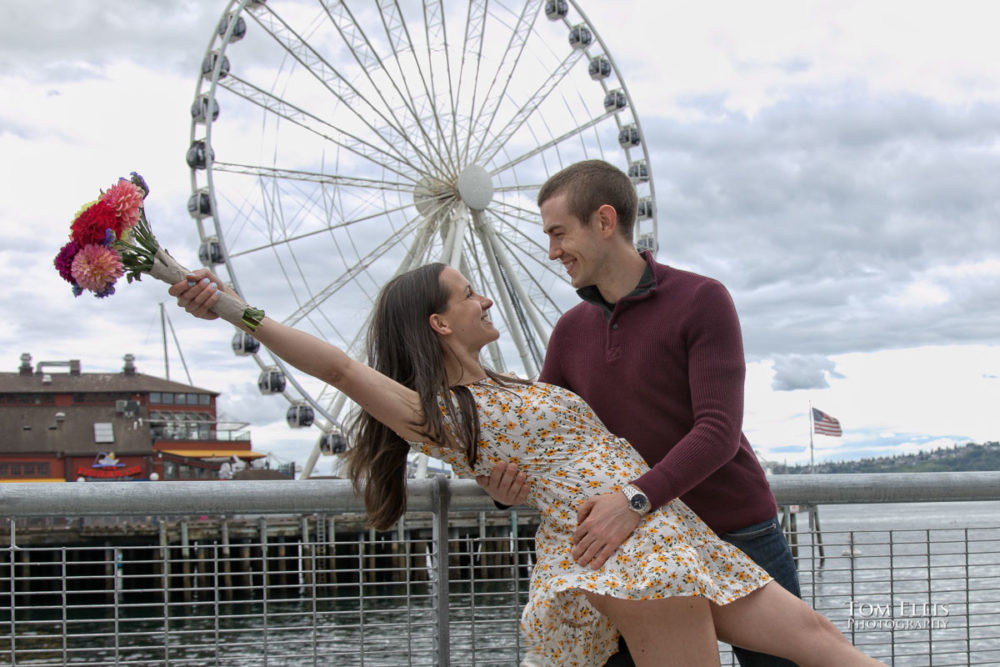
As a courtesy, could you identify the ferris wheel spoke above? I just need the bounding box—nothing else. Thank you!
[474,49,586,167]
[462,0,539,164]
[228,194,421,260]
[453,0,487,166]
[218,74,423,180]
[211,161,415,194]
[489,107,614,175]
[249,3,432,173]
[369,0,456,174]
[320,0,449,172]
[281,216,425,327]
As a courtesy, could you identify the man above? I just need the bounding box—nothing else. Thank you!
[479,159,800,667]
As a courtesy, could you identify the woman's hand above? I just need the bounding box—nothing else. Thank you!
[476,461,530,506]
[167,269,230,320]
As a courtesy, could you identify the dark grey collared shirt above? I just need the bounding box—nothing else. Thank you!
[575,259,655,319]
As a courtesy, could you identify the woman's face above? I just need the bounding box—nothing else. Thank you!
[435,266,499,349]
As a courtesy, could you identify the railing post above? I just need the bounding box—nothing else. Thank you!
[431,475,451,667]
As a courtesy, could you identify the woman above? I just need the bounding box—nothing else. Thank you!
[170,264,883,667]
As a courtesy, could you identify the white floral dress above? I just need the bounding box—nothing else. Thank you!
[410,377,771,667]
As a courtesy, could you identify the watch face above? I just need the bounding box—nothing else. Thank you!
[630,494,648,511]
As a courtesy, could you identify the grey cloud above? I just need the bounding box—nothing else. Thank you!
[644,84,1000,358]
[770,354,843,391]
[2,1,221,79]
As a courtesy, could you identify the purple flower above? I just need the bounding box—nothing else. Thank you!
[54,240,82,284]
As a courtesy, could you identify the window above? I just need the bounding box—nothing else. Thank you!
[94,422,115,443]
[149,392,161,404]
[0,462,52,478]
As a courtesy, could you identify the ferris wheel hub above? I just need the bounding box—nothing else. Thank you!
[457,165,494,211]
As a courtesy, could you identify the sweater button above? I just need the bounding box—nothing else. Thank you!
[612,323,619,330]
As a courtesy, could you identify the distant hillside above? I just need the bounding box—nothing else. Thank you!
[767,441,1000,474]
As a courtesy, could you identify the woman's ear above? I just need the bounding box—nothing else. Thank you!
[428,312,450,335]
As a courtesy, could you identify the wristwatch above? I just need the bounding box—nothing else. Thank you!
[622,484,651,515]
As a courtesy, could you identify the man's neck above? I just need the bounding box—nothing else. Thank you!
[594,249,648,303]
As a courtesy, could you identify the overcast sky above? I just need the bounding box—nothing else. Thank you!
[2,0,998,474]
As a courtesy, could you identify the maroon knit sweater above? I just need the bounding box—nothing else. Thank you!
[539,252,776,534]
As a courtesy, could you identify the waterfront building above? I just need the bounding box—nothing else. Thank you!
[0,352,268,483]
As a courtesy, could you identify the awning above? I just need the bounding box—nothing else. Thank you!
[159,449,267,460]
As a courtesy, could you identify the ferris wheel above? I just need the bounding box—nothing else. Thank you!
[188,0,656,477]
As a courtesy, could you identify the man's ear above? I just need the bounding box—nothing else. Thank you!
[429,313,450,335]
[595,204,618,238]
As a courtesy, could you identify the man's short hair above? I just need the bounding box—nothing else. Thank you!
[537,159,638,239]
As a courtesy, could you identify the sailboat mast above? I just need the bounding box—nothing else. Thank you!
[160,302,170,381]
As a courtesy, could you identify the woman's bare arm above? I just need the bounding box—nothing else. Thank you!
[169,270,427,443]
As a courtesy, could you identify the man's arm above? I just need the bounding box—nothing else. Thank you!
[632,279,747,506]
[572,280,748,569]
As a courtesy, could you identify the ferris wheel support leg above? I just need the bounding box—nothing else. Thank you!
[440,210,469,269]
[474,214,552,350]
[469,213,540,376]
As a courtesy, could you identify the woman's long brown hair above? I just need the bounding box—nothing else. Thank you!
[344,263,488,530]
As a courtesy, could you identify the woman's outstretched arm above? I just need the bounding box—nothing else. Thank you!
[169,269,427,443]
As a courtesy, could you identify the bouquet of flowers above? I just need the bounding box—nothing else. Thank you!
[53,173,264,330]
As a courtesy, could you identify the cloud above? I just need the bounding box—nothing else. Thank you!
[6,0,1000,475]
[770,354,843,391]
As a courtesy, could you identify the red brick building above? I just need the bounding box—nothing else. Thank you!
[0,353,265,483]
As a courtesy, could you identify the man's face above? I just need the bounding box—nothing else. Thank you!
[541,193,605,289]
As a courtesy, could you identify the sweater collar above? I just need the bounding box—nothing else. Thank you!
[576,250,657,316]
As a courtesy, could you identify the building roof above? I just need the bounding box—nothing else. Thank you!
[0,371,218,396]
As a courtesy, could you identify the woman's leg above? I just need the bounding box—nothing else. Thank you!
[710,582,886,666]
[583,591,720,667]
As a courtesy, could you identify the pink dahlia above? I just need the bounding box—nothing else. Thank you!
[70,199,118,246]
[54,240,82,284]
[70,243,124,296]
[100,179,144,234]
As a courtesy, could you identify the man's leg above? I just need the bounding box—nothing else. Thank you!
[720,515,801,667]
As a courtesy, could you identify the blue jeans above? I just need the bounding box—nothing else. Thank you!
[720,515,801,666]
[601,515,801,667]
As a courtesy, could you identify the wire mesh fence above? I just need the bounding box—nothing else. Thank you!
[1,475,999,665]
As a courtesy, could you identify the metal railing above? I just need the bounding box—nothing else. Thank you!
[1,472,999,666]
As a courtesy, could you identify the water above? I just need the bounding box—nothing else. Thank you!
[780,501,1000,666]
[7,501,1000,666]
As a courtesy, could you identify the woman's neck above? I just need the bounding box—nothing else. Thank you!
[443,355,487,387]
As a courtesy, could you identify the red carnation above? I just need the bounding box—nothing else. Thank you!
[70,200,118,246]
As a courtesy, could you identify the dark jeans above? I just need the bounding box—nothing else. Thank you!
[601,515,801,667]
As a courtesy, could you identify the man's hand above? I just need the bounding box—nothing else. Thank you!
[476,462,529,507]
[572,492,640,569]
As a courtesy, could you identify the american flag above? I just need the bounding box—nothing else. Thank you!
[812,408,843,437]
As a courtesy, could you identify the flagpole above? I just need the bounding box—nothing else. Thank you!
[808,401,815,473]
